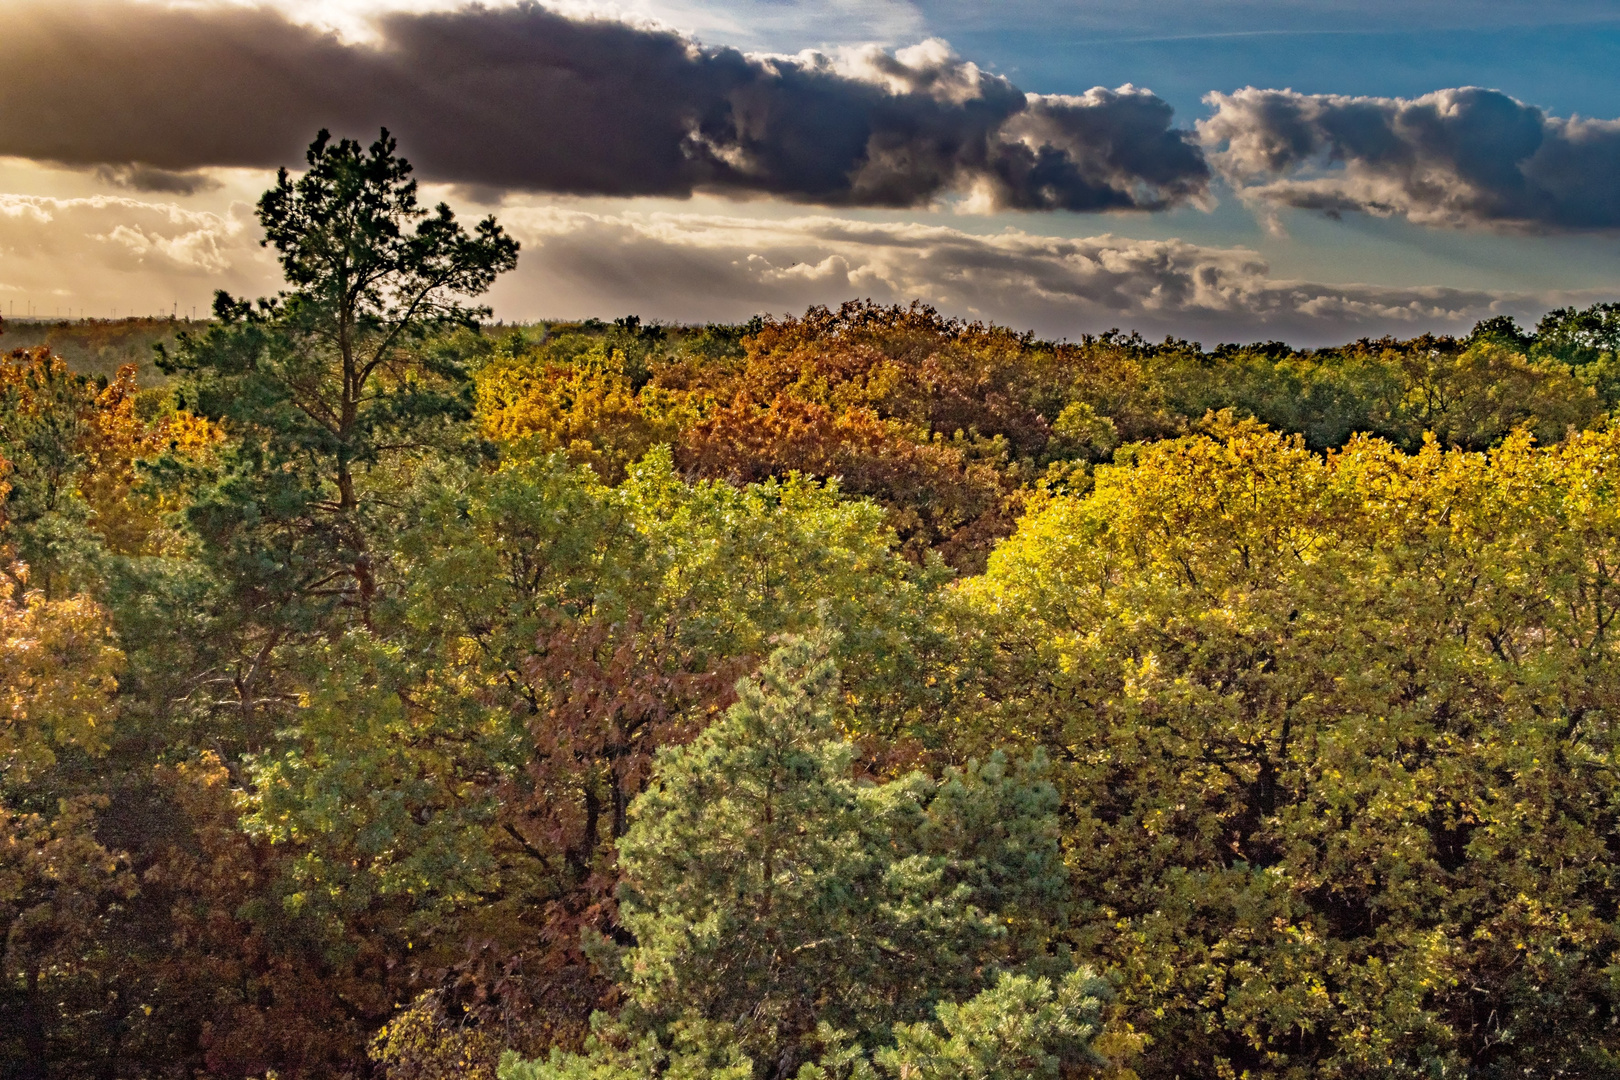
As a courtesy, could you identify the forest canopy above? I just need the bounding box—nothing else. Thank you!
[4,131,1620,1080]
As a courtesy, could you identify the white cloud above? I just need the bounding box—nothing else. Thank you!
[1200,86,1620,232]
[0,193,269,317]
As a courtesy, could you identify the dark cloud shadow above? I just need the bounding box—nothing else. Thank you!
[91,163,224,195]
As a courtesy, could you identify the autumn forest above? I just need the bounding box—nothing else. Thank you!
[8,131,1620,1080]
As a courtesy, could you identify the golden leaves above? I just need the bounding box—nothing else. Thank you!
[0,562,122,782]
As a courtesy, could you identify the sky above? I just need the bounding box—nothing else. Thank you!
[3,0,1620,344]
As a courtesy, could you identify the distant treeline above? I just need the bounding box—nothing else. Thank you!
[0,317,197,383]
[469,302,1620,569]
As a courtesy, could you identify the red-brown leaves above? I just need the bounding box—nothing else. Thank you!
[679,393,1011,567]
[511,612,749,889]
[147,755,408,1078]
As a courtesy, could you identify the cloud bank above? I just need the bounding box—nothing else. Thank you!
[0,187,1537,342]
[0,2,1207,211]
[1201,86,1620,230]
[490,207,1527,341]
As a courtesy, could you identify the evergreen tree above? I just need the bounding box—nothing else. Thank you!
[155,128,517,724]
[500,636,1106,1080]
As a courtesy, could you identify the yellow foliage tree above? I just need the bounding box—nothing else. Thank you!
[2,349,221,560]
[958,415,1620,1078]
[0,450,122,779]
[477,353,701,482]
[0,452,131,1067]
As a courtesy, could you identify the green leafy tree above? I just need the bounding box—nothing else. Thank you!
[1532,301,1620,365]
[500,636,1100,1080]
[1530,302,1620,406]
[261,450,953,1072]
[1467,314,1535,352]
[0,349,108,599]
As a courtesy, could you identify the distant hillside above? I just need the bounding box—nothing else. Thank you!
[0,316,196,382]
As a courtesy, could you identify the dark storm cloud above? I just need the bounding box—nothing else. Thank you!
[0,2,1208,211]
[1201,86,1620,230]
